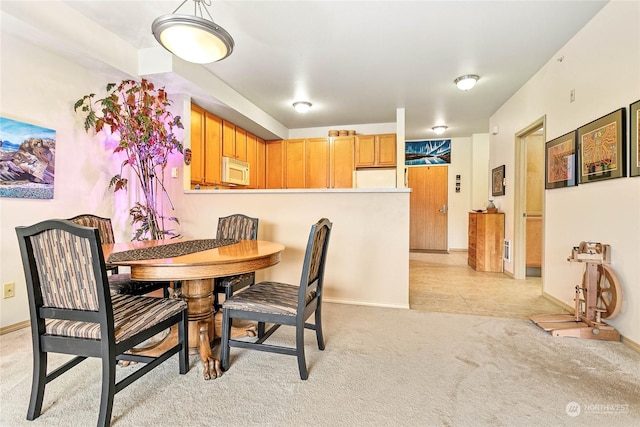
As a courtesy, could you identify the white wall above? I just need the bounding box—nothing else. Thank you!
[489,1,640,344]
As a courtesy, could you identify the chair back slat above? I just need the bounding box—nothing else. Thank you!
[31,228,100,311]
[217,214,259,240]
[67,214,115,245]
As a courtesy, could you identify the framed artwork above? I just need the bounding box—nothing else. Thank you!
[405,139,451,165]
[545,131,577,189]
[491,165,505,196]
[578,108,626,184]
[630,100,640,177]
[0,117,56,199]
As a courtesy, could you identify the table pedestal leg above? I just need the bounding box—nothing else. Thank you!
[180,279,221,380]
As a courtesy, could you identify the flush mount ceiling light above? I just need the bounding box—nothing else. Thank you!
[432,126,448,135]
[454,74,480,91]
[152,0,234,64]
[293,101,312,114]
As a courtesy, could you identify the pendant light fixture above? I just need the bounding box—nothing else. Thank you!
[454,74,480,91]
[152,0,234,64]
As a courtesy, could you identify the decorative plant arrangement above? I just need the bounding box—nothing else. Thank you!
[75,79,183,240]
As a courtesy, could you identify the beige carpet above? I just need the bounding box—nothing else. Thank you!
[1,303,639,426]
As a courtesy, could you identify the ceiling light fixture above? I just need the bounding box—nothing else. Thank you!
[454,74,480,91]
[152,0,234,64]
[293,101,312,114]
[432,126,448,135]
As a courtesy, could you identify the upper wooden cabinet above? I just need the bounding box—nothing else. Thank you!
[330,136,355,188]
[355,133,396,167]
[306,138,330,188]
[265,140,284,189]
[246,132,266,189]
[284,139,306,189]
[222,120,247,162]
[190,104,222,186]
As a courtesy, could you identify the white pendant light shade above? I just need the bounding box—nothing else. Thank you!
[454,74,479,91]
[152,1,234,64]
[432,126,448,135]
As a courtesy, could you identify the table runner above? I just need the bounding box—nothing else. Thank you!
[107,239,238,263]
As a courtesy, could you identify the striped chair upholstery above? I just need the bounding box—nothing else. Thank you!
[214,214,259,311]
[221,218,332,380]
[16,219,189,426]
[67,214,171,297]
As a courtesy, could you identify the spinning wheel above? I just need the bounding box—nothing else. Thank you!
[581,264,622,319]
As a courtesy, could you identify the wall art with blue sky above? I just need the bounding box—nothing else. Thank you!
[405,139,451,165]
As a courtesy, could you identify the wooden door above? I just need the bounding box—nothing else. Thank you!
[408,165,448,251]
[246,132,258,188]
[222,120,235,158]
[235,127,247,162]
[306,138,329,188]
[256,137,266,189]
[355,135,375,166]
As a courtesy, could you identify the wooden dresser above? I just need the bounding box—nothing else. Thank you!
[468,212,505,272]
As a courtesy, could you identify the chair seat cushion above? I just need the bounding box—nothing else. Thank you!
[108,273,167,296]
[222,281,315,316]
[45,294,186,343]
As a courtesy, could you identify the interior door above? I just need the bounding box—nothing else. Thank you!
[408,166,448,251]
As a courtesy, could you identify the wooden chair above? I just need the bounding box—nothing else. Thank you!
[220,218,332,380]
[15,219,189,427]
[213,214,259,311]
[68,214,171,297]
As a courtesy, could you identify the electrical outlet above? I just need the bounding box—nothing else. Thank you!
[3,282,15,299]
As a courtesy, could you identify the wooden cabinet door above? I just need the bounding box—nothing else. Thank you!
[222,120,236,158]
[265,140,283,189]
[257,137,266,189]
[355,135,376,167]
[190,104,205,185]
[246,132,258,188]
[203,112,222,185]
[284,139,305,188]
[305,138,329,188]
[331,136,354,188]
[377,134,396,166]
[235,127,247,162]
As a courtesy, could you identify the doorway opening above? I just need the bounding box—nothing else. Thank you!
[514,118,546,280]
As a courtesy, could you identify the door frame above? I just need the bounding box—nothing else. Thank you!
[513,116,546,280]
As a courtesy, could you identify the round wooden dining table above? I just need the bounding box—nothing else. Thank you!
[103,239,285,380]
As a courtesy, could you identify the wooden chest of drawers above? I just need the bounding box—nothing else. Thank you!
[468,212,504,272]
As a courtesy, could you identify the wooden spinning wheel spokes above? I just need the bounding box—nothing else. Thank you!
[582,264,623,320]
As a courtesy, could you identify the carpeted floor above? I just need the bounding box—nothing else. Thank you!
[1,303,638,427]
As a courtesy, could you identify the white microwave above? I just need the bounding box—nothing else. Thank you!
[222,157,250,186]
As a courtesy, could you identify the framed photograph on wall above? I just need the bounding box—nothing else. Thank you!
[630,99,640,177]
[491,165,505,196]
[578,108,626,184]
[545,131,577,189]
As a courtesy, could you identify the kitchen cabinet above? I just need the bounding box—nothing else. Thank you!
[246,132,266,189]
[190,104,222,186]
[355,133,396,167]
[306,138,330,188]
[222,120,247,162]
[468,212,504,272]
[265,140,284,189]
[284,139,305,188]
[330,136,355,188]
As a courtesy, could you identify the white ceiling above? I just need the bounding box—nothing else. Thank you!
[20,1,611,140]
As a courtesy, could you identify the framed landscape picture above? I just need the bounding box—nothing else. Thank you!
[630,99,640,177]
[491,165,505,196]
[578,108,626,184]
[545,131,577,189]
